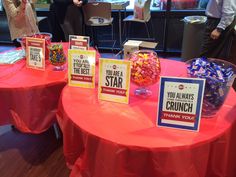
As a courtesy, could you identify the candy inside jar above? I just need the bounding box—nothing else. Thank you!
[129,50,161,96]
[48,44,66,71]
[187,57,236,117]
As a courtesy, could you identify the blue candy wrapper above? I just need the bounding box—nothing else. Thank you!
[187,57,236,117]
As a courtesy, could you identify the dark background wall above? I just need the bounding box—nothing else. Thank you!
[0,14,11,42]
[0,9,205,52]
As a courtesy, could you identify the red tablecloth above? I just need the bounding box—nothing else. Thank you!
[57,59,236,177]
[0,43,99,133]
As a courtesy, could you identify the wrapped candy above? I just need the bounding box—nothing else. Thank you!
[187,57,236,117]
[48,44,66,70]
[130,50,161,87]
[129,50,161,96]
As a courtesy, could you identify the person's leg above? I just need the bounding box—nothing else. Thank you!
[73,8,83,36]
[200,18,220,58]
[217,18,236,59]
[200,18,236,59]
[48,3,66,42]
[61,4,83,41]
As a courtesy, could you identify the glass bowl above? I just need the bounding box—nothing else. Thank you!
[186,58,236,117]
[48,43,66,71]
[16,32,52,59]
[129,50,161,96]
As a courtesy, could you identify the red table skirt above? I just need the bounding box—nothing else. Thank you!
[57,59,236,177]
[0,58,67,133]
[0,43,100,133]
[70,128,236,177]
[0,82,66,133]
[57,93,236,177]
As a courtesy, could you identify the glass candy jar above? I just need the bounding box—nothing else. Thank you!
[48,44,66,71]
[129,50,161,96]
[17,32,52,60]
[186,57,236,117]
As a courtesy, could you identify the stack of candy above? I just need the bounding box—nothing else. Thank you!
[48,44,66,66]
[130,50,161,87]
[187,57,236,117]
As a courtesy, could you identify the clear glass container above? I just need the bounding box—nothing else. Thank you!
[129,50,161,96]
[186,58,236,117]
[48,43,66,71]
[17,32,52,60]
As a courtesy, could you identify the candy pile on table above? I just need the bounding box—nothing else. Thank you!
[187,57,235,116]
[130,50,161,87]
[48,44,66,66]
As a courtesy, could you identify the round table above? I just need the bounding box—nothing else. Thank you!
[0,46,68,133]
[0,43,99,134]
[57,59,236,177]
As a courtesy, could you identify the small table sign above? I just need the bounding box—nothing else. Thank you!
[26,37,45,70]
[157,77,205,131]
[68,49,96,88]
[98,58,131,104]
[69,35,90,50]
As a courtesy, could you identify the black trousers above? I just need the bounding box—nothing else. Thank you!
[48,3,67,42]
[48,3,84,42]
[60,4,83,41]
[200,17,236,59]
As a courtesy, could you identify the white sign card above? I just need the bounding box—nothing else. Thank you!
[69,35,90,50]
[157,77,205,131]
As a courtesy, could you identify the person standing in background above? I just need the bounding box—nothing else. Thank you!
[2,0,39,46]
[49,0,87,42]
[200,0,236,59]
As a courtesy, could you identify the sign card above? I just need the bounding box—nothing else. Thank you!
[26,37,45,70]
[68,49,96,88]
[157,77,205,131]
[69,35,90,50]
[98,58,131,104]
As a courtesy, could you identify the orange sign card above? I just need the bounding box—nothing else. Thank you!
[26,37,45,70]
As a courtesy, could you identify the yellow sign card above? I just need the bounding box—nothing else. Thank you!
[68,49,96,88]
[98,58,131,104]
[26,37,45,70]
